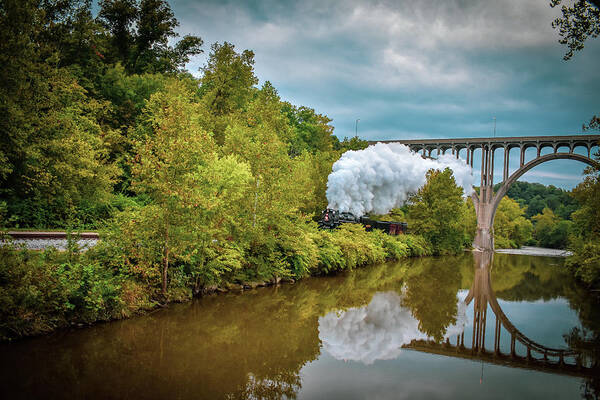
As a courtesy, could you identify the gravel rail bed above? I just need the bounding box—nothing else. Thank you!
[6,231,99,239]
[2,232,99,251]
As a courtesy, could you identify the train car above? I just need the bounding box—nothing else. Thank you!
[318,209,407,235]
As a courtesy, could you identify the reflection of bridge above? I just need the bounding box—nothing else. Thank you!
[403,251,598,378]
[403,341,595,378]
[373,135,600,250]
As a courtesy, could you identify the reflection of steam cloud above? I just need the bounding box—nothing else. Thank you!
[318,292,467,365]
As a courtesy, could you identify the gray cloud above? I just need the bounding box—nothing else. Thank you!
[172,0,599,188]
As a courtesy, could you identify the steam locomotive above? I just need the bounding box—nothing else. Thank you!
[318,208,408,235]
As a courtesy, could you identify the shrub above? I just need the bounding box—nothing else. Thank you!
[279,226,320,279]
[0,247,127,340]
[567,238,600,288]
[315,231,345,274]
[398,234,432,257]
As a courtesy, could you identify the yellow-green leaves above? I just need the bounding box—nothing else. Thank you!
[494,197,533,249]
[406,168,467,255]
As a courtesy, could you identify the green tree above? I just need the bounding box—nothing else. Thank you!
[98,0,203,74]
[219,81,325,280]
[526,195,546,218]
[494,197,533,249]
[567,161,600,286]
[547,219,573,249]
[407,168,467,255]
[126,80,252,297]
[463,198,478,246]
[532,207,559,243]
[550,0,600,60]
[132,0,203,73]
[36,1,108,93]
[500,181,579,220]
[549,0,600,285]
[0,0,119,226]
[531,207,572,249]
[98,0,138,63]
[282,103,336,156]
[200,42,258,144]
[550,0,599,133]
[333,136,369,152]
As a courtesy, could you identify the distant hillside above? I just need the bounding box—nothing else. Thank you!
[493,181,579,220]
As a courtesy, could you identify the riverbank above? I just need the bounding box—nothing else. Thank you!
[0,226,434,342]
[2,253,598,400]
[495,246,573,257]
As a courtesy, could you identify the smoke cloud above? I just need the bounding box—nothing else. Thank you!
[326,143,473,216]
[318,291,467,365]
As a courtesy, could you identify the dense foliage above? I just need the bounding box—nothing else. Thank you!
[500,181,579,220]
[492,197,533,249]
[2,0,428,340]
[549,0,600,289]
[567,160,600,288]
[0,228,432,340]
[1,0,598,339]
[406,168,471,255]
[485,181,582,250]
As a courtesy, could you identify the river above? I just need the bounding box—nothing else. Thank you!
[1,252,599,399]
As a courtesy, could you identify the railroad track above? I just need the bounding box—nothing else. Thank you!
[5,231,99,239]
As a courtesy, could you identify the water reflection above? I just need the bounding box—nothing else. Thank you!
[406,251,598,379]
[319,292,466,364]
[0,253,599,400]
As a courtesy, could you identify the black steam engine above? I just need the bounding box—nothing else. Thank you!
[318,208,407,235]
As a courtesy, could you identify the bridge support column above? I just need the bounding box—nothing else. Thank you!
[473,202,495,251]
[503,146,509,181]
[473,144,495,251]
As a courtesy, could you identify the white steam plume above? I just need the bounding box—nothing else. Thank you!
[326,143,473,216]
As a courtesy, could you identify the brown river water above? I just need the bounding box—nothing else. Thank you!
[1,252,599,399]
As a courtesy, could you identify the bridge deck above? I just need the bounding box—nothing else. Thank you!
[370,134,600,146]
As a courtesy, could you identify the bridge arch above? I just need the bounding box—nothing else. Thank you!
[470,147,598,250]
[487,153,598,226]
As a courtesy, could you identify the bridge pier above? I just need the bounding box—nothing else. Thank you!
[472,143,496,251]
[473,204,495,251]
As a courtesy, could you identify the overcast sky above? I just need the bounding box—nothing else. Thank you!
[170,0,599,188]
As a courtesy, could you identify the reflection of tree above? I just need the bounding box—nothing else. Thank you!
[402,257,462,342]
[318,291,466,364]
[564,327,600,400]
[488,252,600,399]
[491,253,574,301]
[0,259,412,400]
[3,252,597,399]
[562,281,600,400]
[228,371,301,400]
[495,271,567,301]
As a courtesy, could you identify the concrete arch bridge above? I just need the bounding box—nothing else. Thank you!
[374,135,600,250]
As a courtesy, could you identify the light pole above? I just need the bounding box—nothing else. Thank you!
[355,118,360,137]
[493,116,496,138]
